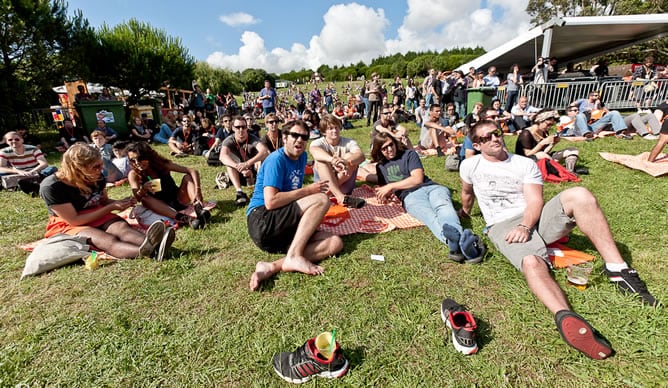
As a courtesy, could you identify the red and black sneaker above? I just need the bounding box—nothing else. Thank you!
[272,337,349,384]
[440,298,479,355]
[555,310,613,360]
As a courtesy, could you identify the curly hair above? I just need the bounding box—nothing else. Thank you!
[126,141,171,178]
[56,143,103,195]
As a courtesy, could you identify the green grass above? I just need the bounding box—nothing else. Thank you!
[1,120,667,386]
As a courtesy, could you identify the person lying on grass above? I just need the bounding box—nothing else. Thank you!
[459,119,658,360]
[39,143,173,260]
[246,120,343,291]
[368,132,485,264]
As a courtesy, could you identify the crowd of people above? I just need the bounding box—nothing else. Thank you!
[0,71,664,372]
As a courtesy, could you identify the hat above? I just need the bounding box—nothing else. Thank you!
[535,110,559,123]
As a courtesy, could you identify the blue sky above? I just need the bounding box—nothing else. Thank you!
[67,0,532,73]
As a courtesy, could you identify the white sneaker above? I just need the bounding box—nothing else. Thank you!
[642,134,659,140]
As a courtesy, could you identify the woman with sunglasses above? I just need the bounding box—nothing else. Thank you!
[126,141,209,229]
[39,143,173,260]
[369,133,485,264]
[515,110,580,173]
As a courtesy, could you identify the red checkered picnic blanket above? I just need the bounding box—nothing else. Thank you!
[318,185,424,236]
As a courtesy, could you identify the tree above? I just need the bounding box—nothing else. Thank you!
[0,0,94,129]
[193,62,243,95]
[93,19,195,104]
[241,68,271,91]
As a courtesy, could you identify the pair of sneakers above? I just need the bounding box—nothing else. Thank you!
[138,221,175,261]
[442,225,485,264]
[272,336,349,383]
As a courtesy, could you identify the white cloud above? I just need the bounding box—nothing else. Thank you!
[218,12,260,27]
[207,1,532,73]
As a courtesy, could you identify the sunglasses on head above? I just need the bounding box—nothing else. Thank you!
[288,132,309,141]
[475,128,504,143]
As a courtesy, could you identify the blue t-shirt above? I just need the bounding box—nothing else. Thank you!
[459,136,479,159]
[259,88,277,109]
[246,147,307,216]
[376,149,434,203]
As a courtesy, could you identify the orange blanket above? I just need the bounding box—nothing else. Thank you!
[598,152,668,177]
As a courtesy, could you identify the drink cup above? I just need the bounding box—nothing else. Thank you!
[315,331,333,359]
[567,261,594,290]
[150,178,162,193]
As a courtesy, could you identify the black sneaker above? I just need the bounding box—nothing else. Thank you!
[605,268,658,306]
[192,202,209,229]
[153,227,175,262]
[272,337,349,384]
[235,191,249,206]
[18,179,40,197]
[440,298,478,355]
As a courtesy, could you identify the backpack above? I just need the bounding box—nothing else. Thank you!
[207,143,223,166]
[536,158,581,183]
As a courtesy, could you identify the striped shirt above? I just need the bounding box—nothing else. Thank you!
[0,145,43,170]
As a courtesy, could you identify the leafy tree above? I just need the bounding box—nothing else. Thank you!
[241,68,272,91]
[93,19,195,104]
[0,0,94,129]
[193,62,243,95]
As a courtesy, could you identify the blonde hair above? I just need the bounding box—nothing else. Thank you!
[56,143,103,195]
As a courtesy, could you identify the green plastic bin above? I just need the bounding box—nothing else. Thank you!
[466,87,498,114]
[76,100,129,137]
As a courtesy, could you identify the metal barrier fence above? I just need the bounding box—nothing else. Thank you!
[496,79,668,112]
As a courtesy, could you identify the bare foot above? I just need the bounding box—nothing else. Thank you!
[282,256,324,275]
[249,261,277,291]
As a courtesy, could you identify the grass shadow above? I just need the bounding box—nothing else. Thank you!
[343,345,366,371]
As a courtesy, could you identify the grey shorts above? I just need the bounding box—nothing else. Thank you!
[486,193,576,271]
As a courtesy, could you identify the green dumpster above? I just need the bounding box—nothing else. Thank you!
[76,100,129,137]
[466,87,498,114]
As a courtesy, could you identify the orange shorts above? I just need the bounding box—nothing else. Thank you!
[44,208,122,238]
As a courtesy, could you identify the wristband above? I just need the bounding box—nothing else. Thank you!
[518,224,531,232]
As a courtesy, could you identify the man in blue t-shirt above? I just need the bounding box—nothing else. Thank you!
[258,80,277,116]
[246,120,343,291]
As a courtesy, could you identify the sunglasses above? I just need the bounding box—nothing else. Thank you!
[568,108,578,112]
[382,111,392,115]
[380,142,394,152]
[234,125,247,130]
[475,128,504,144]
[266,120,278,124]
[288,132,309,141]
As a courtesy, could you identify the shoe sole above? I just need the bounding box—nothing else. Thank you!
[555,311,613,360]
[155,227,175,262]
[440,299,478,355]
[273,359,349,384]
[139,221,166,257]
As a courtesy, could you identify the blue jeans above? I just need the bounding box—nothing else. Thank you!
[403,184,462,246]
[574,111,626,136]
[454,101,466,119]
[425,93,434,108]
[153,124,173,144]
[406,98,417,112]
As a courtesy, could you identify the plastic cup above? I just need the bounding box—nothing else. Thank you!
[567,261,594,290]
[150,178,162,193]
[315,332,333,359]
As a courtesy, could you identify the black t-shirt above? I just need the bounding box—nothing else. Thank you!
[40,174,106,216]
[376,149,434,203]
[515,130,545,159]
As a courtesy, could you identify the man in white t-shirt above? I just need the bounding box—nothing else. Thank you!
[309,114,366,208]
[459,120,657,359]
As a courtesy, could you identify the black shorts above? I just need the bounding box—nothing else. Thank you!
[247,202,301,254]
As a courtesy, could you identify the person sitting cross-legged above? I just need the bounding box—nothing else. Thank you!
[370,132,485,263]
[247,120,344,291]
[459,120,658,359]
[219,116,270,206]
[309,114,366,208]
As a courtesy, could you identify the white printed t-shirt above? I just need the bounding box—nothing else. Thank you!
[459,152,543,226]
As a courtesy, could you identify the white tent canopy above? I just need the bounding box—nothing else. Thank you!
[457,14,668,74]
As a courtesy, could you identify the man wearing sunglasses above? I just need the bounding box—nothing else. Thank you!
[219,116,270,206]
[260,113,283,153]
[459,120,657,359]
[247,120,344,291]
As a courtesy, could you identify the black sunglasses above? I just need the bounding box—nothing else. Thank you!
[234,125,247,130]
[288,132,309,141]
[266,120,278,124]
[475,129,504,144]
